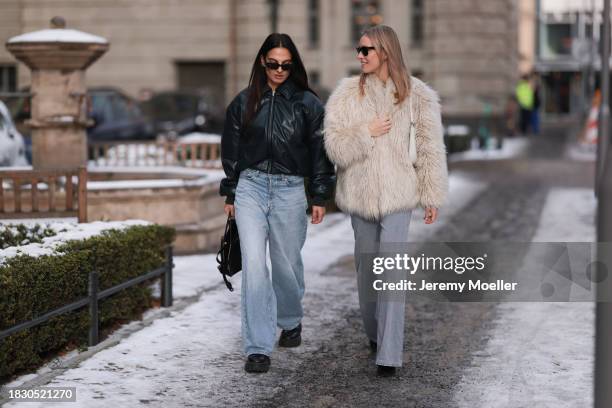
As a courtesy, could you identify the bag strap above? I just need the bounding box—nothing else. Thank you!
[216,215,236,291]
[408,93,417,164]
[222,273,234,291]
[216,217,231,265]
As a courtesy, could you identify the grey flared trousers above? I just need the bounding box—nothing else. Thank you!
[350,211,412,367]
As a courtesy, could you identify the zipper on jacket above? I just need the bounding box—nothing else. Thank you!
[266,89,276,173]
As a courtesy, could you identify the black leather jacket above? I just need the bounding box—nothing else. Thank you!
[219,79,335,206]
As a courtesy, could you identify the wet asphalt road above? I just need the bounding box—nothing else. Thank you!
[247,124,595,408]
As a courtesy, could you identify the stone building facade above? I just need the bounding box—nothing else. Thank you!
[1,0,522,123]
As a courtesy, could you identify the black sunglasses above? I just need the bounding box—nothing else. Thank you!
[264,61,293,71]
[356,46,376,57]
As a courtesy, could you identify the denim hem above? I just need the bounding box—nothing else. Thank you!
[278,320,301,331]
[245,348,272,357]
[375,359,403,367]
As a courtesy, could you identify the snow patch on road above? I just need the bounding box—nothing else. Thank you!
[532,188,596,242]
[448,137,529,163]
[564,142,596,162]
[453,187,596,408]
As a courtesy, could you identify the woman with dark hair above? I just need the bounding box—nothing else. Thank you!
[220,33,335,373]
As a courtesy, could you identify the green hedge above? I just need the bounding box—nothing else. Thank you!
[0,224,59,249]
[0,224,175,380]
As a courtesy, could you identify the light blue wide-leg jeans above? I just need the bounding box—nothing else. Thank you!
[234,168,308,356]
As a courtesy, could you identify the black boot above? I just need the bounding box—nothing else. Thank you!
[278,323,302,347]
[244,354,270,373]
[376,365,396,377]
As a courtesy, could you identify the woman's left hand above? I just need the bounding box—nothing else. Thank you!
[424,207,438,224]
[311,206,326,224]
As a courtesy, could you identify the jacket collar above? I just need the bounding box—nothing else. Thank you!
[364,74,398,97]
[363,73,433,100]
[363,73,398,114]
[263,79,298,99]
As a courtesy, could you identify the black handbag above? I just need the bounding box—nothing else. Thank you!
[216,215,242,291]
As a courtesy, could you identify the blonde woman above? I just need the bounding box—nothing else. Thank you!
[323,25,448,376]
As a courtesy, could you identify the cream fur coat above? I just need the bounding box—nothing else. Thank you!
[323,74,449,221]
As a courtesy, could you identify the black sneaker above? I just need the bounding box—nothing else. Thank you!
[369,340,377,352]
[376,365,396,377]
[278,323,302,347]
[244,354,270,373]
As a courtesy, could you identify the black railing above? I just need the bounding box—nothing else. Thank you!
[0,246,174,347]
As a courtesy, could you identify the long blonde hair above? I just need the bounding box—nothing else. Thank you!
[359,25,411,104]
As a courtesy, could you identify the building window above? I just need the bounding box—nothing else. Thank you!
[542,23,573,58]
[0,65,17,93]
[308,0,320,47]
[411,0,424,48]
[351,0,383,43]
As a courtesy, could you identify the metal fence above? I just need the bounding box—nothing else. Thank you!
[0,245,174,347]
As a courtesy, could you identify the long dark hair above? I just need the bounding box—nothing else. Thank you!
[243,33,315,129]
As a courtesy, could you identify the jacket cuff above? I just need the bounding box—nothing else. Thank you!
[419,190,447,209]
[323,123,374,169]
[352,123,375,155]
[311,196,326,207]
[225,195,235,205]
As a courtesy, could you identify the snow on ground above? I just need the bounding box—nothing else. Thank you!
[564,142,597,162]
[178,133,221,144]
[150,252,226,299]
[531,188,597,243]
[453,187,596,408]
[0,220,149,265]
[87,178,214,191]
[87,166,222,177]
[3,174,484,407]
[448,137,529,163]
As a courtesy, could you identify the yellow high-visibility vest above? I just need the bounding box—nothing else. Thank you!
[516,80,534,109]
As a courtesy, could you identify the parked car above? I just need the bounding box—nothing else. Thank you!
[88,87,155,141]
[0,101,28,166]
[141,90,225,138]
[5,87,155,145]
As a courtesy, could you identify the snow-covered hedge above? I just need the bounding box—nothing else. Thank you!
[0,222,175,380]
[0,223,57,249]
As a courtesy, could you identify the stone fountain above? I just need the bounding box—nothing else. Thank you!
[4,18,226,253]
[5,16,109,170]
